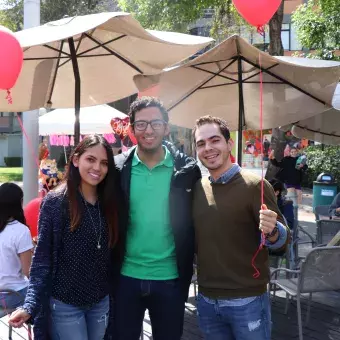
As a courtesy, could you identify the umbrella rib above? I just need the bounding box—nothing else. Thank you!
[84,33,143,74]
[75,33,86,54]
[43,44,71,57]
[77,35,126,57]
[200,83,236,89]
[243,81,282,84]
[240,56,327,106]
[55,34,86,69]
[192,57,237,67]
[295,125,340,138]
[242,64,279,82]
[168,59,237,112]
[47,40,65,107]
[191,65,237,82]
[25,56,69,61]
[56,35,127,69]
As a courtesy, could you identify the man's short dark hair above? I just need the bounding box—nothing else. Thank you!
[129,96,169,124]
[269,179,284,198]
[192,115,230,143]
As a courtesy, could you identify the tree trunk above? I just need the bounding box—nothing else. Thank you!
[268,1,284,56]
[265,0,285,180]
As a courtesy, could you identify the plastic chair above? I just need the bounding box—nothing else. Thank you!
[270,246,340,340]
[0,289,31,340]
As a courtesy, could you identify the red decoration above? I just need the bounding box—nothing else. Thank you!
[110,117,137,145]
[232,0,282,33]
[24,198,42,238]
[0,26,23,102]
[127,127,137,145]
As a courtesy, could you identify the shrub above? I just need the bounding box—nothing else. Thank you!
[302,145,340,188]
[4,157,22,167]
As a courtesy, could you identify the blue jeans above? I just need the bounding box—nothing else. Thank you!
[113,275,185,340]
[197,292,271,340]
[49,295,109,340]
[0,287,27,315]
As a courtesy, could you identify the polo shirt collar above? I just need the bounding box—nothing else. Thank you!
[132,146,173,168]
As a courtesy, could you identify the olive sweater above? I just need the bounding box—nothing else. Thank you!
[193,170,288,299]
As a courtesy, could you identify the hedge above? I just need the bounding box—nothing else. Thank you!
[302,145,340,189]
[4,157,22,167]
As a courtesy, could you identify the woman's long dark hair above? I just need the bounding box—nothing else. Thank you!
[0,183,26,233]
[61,134,119,247]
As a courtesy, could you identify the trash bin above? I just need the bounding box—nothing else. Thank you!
[313,173,338,209]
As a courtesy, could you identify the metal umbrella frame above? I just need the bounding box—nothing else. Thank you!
[0,12,213,144]
[134,35,340,163]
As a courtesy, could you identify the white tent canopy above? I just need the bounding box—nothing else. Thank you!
[39,104,126,135]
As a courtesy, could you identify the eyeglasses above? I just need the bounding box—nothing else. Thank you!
[133,119,166,131]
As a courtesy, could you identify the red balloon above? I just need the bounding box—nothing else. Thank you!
[232,0,282,27]
[0,26,23,90]
[24,198,42,238]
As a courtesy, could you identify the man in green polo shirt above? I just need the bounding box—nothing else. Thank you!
[113,97,201,340]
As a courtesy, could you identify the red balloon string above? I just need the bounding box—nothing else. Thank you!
[251,51,266,279]
[16,114,41,169]
[0,296,33,340]
[257,25,265,36]
[6,89,13,104]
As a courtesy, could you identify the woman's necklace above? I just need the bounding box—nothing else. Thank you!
[80,191,102,250]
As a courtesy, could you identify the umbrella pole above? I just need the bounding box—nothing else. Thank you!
[68,38,81,146]
[237,57,245,166]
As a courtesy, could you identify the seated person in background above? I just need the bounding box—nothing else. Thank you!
[329,192,340,219]
[0,183,33,312]
[269,179,295,229]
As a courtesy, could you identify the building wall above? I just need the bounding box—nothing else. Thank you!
[7,134,22,157]
[284,0,305,15]
[0,136,8,166]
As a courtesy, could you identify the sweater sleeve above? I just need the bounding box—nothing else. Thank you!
[22,196,55,319]
[252,179,290,252]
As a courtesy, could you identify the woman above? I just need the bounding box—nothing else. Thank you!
[269,147,307,205]
[9,135,121,340]
[0,183,33,311]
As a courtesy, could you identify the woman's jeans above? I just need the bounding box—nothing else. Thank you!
[0,287,27,315]
[49,295,109,340]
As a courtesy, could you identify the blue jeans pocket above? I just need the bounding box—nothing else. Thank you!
[49,297,109,340]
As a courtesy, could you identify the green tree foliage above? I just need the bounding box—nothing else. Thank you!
[0,0,117,31]
[303,145,340,188]
[118,0,251,37]
[0,0,23,31]
[292,0,340,60]
[118,0,214,32]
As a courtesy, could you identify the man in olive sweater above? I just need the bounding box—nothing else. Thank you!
[193,116,289,340]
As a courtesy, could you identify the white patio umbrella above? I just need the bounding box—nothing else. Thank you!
[134,35,340,162]
[39,104,126,135]
[291,84,340,145]
[0,12,213,144]
[291,108,340,145]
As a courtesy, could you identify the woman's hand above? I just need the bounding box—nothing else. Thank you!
[8,309,31,328]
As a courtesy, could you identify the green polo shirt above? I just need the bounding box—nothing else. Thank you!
[121,147,178,280]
